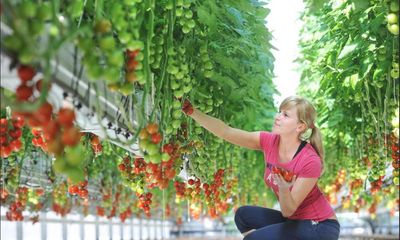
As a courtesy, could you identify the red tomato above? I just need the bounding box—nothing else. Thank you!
[34,102,53,124]
[0,145,12,158]
[16,84,33,101]
[61,127,81,146]
[151,133,162,144]
[9,139,22,151]
[9,128,22,139]
[11,116,24,129]
[42,120,59,140]
[58,108,75,127]
[17,65,36,83]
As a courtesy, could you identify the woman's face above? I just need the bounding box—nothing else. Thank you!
[272,106,304,137]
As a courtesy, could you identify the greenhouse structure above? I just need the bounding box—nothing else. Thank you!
[0,0,399,239]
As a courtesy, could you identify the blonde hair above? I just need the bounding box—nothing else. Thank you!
[279,96,325,169]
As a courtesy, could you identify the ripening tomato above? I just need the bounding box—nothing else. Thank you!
[58,108,75,127]
[146,123,159,135]
[90,135,100,146]
[35,79,52,92]
[139,128,149,140]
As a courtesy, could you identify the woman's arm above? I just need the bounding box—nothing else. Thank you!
[274,175,318,217]
[188,108,261,150]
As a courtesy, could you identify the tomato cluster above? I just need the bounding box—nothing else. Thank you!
[391,139,399,185]
[0,188,9,203]
[174,181,186,198]
[125,49,141,83]
[272,166,296,182]
[68,180,88,199]
[137,192,152,217]
[0,116,24,158]
[370,176,384,194]
[52,182,71,217]
[6,187,28,221]
[138,123,170,164]
[386,1,399,36]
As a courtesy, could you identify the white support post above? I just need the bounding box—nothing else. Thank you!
[80,215,84,240]
[41,211,47,240]
[62,216,67,240]
[16,220,22,240]
[95,216,99,240]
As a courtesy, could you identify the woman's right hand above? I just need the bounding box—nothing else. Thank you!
[182,99,194,115]
[180,99,261,150]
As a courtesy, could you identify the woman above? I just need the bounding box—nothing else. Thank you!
[182,96,340,240]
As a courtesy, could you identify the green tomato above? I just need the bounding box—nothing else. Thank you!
[172,119,181,129]
[171,80,180,90]
[20,1,37,18]
[68,0,84,18]
[108,51,124,66]
[147,143,159,155]
[387,13,398,24]
[65,145,85,167]
[162,153,170,162]
[118,32,132,44]
[30,21,44,35]
[172,109,182,119]
[99,36,116,51]
[53,157,67,173]
[390,1,399,12]
[37,2,52,21]
[3,35,23,51]
[388,24,399,35]
[104,68,121,83]
[49,24,59,36]
[393,177,399,186]
[185,10,193,19]
[174,89,184,98]
[173,99,181,109]
[204,61,213,70]
[167,65,179,75]
[391,68,399,78]
[204,70,213,78]
[183,84,192,93]
[19,49,35,64]
[182,25,191,34]
[136,52,144,61]
[65,167,85,184]
[119,82,134,95]
[150,153,162,164]
[176,8,184,17]
[175,71,184,80]
[128,40,144,50]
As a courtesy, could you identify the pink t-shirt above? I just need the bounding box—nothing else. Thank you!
[260,131,334,222]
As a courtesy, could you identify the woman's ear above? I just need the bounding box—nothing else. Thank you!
[296,122,307,133]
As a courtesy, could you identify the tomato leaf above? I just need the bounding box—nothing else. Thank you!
[337,43,359,60]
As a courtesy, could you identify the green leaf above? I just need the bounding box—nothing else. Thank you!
[337,43,358,60]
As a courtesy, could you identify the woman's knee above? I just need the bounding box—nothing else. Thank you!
[234,206,249,223]
[234,206,251,231]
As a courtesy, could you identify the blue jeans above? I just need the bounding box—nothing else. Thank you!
[234,205,340,240]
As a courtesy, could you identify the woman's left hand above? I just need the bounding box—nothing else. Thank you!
[273,173,297,189]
